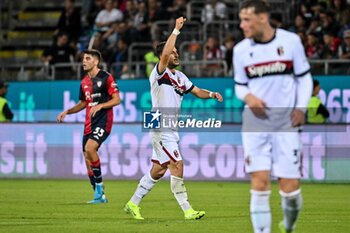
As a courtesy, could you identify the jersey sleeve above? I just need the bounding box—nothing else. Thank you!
[151,63,166,80]
[292,36,310,77]
[79,85,85,101]
[183,73,194,94]
[233,46,249,85]
[107,75,119,96]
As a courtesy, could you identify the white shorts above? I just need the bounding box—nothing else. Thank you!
[242,132,302,179]
[150,132,182,166]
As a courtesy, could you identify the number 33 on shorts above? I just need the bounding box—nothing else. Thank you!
[93,127,105,139]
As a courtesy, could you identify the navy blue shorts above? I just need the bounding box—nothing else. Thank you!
[82,127,110,152]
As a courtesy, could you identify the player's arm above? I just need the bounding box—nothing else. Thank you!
[235,84,265,109]
[56,100,86,123]
[89,93,121,118]
[233,44,266,117]
[235,84,267,118]
[190,86,223,102]
[157,17,186,74]
[291,73,312,126]
[291,35,313,126]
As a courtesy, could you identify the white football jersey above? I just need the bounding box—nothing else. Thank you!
[149,64,194,108]
[149,64,194,140]
[234,28,310,108]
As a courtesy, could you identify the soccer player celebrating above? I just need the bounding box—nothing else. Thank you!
[57,49,120,204]
[234,1,312,233]
[124,16,223,220]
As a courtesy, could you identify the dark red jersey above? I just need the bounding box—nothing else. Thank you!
[79,70,119,135]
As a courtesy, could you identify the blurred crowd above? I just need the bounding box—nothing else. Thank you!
[278,0,350,60]
[42,0,350,79]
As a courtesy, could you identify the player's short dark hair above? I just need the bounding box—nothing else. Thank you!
[239,0,271,14]
[313,79,320,89]
[155,41,167,58]
[83,49,102,65]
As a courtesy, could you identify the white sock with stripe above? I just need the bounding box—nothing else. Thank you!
[250,190,271,233]
[130,171,158,205]
[170,176,191,211]
[280,189,302,231]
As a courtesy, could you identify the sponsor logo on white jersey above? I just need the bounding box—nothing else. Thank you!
[246,60,292,78]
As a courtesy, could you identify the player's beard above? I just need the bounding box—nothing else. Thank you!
[253,30,264,42]
[83,65,92,73]
[168,61,179,69]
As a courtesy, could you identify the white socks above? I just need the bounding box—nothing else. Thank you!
[250,190,271,233]
[170,176,191,211]
[130,172,158,205]
[280,189,303,232]
[250,189,302,233]
[131,174,191,211]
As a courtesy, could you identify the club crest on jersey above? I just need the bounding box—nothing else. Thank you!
[97,81,102,87]
[277,46,284,56]
[177,76,181,84]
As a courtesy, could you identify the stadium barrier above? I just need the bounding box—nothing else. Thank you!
[1,60,350,81]
[0,123,349,182]
[0,60,228,80]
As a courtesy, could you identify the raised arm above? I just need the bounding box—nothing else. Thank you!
[157,17,186,74]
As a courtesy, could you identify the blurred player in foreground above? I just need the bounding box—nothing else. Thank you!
[124,16,223,220]
[234,1,312,233]
[57,49,120,204]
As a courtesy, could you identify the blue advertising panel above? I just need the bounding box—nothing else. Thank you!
[0,123,349,182]
[5,76,350,123]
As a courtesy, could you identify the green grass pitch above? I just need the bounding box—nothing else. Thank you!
[0,180,349,233]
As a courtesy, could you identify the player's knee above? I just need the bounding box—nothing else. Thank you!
[170,166,183,178]
[172,171,182,178]
[150,163,167,180]
[167,161,183,178]
[84,144,97,156]
[278,178,300,193]
[251,178,270,191]
[250,171,270,191]
[152,169,166,180]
